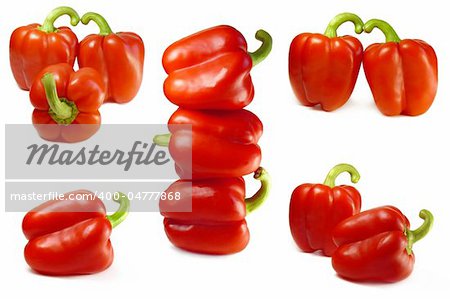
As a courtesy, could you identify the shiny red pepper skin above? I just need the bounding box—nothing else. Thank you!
[163,109,263,179]
[289,13,364,111]
[289,164,361,256]
[22,190,106,240]
[160,168,270,255]
[332,206,434,282]
[161,178,248,254]
[162,25,272,110]
[78,12,145,104]
[362,19,438,116]
[29,63,105,143]
[23,190,129,276]
[9,7,79,91]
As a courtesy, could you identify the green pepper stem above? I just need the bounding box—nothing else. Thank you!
[363,19,401,43]
[405,209,434,255]
[39,6,80,33]
[248,30,272,67]
[245,167,271,214]
[41,73,78,124]
[106,192,130,229]
[153,133,171,147]
[324,12,364,38]
[323,163,360,188]
[81,12,113,36]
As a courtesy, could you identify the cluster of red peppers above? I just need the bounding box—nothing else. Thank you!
[289,164,434,283]
[155,25,273,254]
[23,190,130,275]
[10,6,145,142]
[289,13,438,116]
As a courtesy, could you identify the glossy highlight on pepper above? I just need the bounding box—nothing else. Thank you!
[10,6,80,90]
[362,19,438,116]
[23,190,130,276]
[289,164,362,256]
[162,25,272,110]
[160,167,271,254]
[289,13,364,111]
[78,12,145,104]
[29,63,105,142]
[332,207,434,282]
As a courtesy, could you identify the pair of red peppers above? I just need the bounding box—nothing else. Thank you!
[289,164,433,283]
[289,13,438,116]
[155,25,272,254]
[10,6,145,142]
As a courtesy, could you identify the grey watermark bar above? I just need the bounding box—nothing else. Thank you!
[5,124,192,180]
[5,181,192,212]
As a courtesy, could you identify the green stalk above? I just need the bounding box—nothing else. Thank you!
[41,73,78,124]
[245,167,271,214]
[363,19,401,43]
[153,133,171,147]
[405,209,434,255]
[39,6,80,33]
[106,192,130,228]
[323,12,364,38]
[81,12,113,36]
[323,163,360,188]
[248,30,272,67]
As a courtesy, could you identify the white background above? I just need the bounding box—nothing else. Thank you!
[1,0,449,297]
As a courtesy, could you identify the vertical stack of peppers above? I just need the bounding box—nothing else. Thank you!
[155,25,273,254]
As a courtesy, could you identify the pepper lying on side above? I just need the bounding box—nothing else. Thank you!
[332,206,434,282]
[162,25,272,110]
[23,190,130,276]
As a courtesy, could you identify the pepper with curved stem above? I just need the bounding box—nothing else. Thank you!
[41,73,78,124]
[323,12,364,38]
[161,168,271,255]
[362,17,437,116]
[289,12,364,111]
[364,19,401,43]
[23,190,130,275]
[81,12,113,36]
[289,163,362,256]
[323,163,360,188]
[162,25,271,110]
[78,12,144,104]
[332,208,434,282]
[39,6,80,33]
[9,6,80,90]
[248,30,272,66]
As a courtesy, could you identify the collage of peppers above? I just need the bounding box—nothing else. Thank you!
[9,6,438,283]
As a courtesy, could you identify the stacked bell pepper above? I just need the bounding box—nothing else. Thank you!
[155,25,273,254]
[10,6,145,142]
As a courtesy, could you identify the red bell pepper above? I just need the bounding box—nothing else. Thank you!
[78,12,145,104]
[162,25,272,110]
[23,190,130,276]
[363,19,438,116]
[332,206,434,282]
[10,6,80,91]
[30,63,105,143]
[154,109,263,179]
[160,167,270,254]
[289,13,364,111]
[289,164,362,256]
